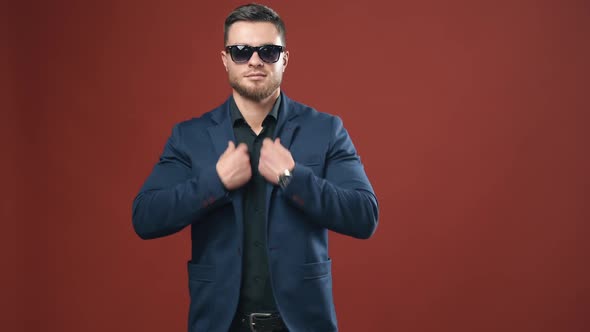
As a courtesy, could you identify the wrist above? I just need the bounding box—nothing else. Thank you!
[278,166,294,189]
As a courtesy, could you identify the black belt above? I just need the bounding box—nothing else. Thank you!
[233,312,287,332]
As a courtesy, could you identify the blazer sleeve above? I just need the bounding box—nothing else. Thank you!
[131,124,230,240]
[281,116,379,239]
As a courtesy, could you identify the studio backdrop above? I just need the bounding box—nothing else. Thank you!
[4,0,589,331]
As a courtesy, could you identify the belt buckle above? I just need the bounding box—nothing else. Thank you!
[248,312,272,332]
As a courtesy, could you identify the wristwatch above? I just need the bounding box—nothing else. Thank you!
[278,168,293,189]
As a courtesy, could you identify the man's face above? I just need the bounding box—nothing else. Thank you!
[222,21,289,102]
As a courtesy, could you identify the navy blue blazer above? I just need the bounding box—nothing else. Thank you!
[132,93,379,332]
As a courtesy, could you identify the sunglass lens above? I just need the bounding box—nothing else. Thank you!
[259,46,281,63]
[231,46,253,63]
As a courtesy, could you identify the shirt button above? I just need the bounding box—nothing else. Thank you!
[255,276,262,282]
[254,241,262,248]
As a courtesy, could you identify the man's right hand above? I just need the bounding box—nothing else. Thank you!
[216,141,251,190]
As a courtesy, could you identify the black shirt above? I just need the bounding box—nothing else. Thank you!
[230,95,281,313]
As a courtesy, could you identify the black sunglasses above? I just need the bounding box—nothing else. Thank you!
[225,44,285,64]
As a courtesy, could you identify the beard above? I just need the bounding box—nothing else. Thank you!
[229,74,282,102]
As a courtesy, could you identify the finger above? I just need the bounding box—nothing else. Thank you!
[227,141,235,151]
[274,138,285,153]
[259,142,269,158]
[262,137,273,147]
[260,145,275,165]
[259,152,273,172]
[236,142,248,153]
[258,160,271,181]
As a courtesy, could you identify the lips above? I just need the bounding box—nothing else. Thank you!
[245,72,266,77]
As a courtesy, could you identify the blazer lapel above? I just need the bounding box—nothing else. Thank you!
[207,99,244,236]
[265,94,300,231]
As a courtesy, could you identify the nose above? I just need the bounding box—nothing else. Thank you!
[248,50,264,67]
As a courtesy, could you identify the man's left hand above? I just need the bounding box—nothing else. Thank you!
[259,138,295,185]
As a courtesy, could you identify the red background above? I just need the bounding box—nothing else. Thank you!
[3,0,589,331]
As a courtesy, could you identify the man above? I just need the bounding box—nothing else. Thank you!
[132,4,378,332]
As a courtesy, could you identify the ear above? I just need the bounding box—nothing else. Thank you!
[282,50,289,72]
[221,50,229,72]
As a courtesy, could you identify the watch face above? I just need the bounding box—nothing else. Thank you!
[279,171,292,189]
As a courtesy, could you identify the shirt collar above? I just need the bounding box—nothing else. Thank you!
[230,94,281,126]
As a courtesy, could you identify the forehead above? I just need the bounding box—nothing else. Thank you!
[226,21,283,46]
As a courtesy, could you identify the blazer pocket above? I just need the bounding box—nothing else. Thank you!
[302,258,332,280]
[187,261,215,282]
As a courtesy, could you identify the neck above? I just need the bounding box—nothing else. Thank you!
[233,89,280,130]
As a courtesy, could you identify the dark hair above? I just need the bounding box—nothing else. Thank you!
[224,3,286,46]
